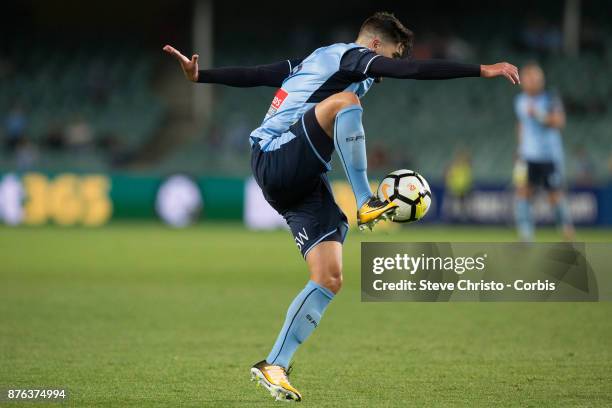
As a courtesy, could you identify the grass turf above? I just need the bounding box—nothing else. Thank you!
[1,223,611,407]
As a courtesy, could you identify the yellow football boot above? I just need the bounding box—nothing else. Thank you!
[357,196,398,230]
[251,360,302,402]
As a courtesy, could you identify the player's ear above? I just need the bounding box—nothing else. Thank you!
[371,37,381,51]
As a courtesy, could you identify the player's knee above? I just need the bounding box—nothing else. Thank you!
[548,191,561,204]
[336,91,360,106]
[322,262,343,294]
[328,92,360,117]
[516,186,530,199]
[335,92,360,111]
[311,260,343,294]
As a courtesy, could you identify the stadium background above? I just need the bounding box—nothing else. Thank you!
[1,1,611,407]
[1,0,612,227]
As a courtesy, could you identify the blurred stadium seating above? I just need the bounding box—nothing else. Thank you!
[1,3,611,184]
[0,37,166,171]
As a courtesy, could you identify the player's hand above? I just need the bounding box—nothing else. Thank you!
[163,44,199,82]
[480,62,520,85]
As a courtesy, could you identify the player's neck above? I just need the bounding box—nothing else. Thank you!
[354,37,372,50]
[526,90,543,97]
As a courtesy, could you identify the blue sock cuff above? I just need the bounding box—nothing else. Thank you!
[307,280,335,300]
[336,104,363,117]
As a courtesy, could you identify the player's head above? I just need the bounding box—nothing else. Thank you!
[520,62,545,95]
[357,12,414,59]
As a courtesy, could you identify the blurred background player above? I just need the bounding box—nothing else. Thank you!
[514,62,575,242]
[443,147,473,222]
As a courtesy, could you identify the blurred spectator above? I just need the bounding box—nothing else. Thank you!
[520,17,562,54]
[97,132,134,167]
[43,121,66,150]
[15,138,38,170]
[87,59,111,104]
[206,123,222,149]
[410,31,474,61]
[65,115,94,148]
[4,103,28,151]
[443,148,473,222]
[572,146,595,187]
[444,34,475,61]
[431,31,475,60]
[226,114,250,154]
[580,18,606,54]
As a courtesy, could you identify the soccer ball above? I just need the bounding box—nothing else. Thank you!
[377,169,432,223]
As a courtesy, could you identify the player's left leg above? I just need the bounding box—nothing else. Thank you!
[252,242,342,402]
[314,91,397,229]
[546,162,574,241]
[263,241,341,366]
[548,190,574,241]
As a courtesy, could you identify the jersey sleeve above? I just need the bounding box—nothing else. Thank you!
[367,56,481,80]
[197,59,302,88]
[339,48,381,78]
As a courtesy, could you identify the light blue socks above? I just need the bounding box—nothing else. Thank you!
[554,198,572,228]
[266,280,334,369]
[333,105,372,208]
[515,198,534,242]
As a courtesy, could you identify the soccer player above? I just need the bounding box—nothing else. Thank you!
[514,62,574,242]
[164,12,518,402]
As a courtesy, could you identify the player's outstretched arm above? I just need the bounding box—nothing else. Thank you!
[163,44,300,88]
[163,45,200,82]
[480,62,520,85]
[368,57,520,84]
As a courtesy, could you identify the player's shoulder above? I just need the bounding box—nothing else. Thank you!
[337,43,378,74]
[305,42,373,74]
[309,42,364,58]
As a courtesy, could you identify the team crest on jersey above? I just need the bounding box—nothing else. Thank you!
[267,88,288,116]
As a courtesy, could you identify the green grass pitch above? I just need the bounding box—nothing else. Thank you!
[1,223,611,407]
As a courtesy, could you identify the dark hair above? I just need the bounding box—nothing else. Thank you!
[359,12,414,58]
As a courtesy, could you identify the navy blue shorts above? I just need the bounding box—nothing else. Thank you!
[251,107,348,258]
[527,161,562,191]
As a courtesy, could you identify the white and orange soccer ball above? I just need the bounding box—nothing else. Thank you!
[377,169,432,223]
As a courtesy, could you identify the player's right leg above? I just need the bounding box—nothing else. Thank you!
[515,184,534,242]
[514,161,535,242]
[548,190,575,241]
[314,92,397,230]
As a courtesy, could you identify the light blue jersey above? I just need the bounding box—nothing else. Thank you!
[514,91,564,164]
[250,43,379,151]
